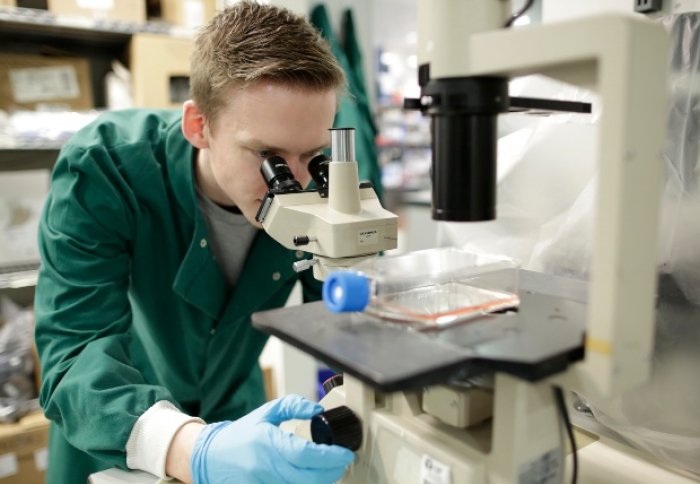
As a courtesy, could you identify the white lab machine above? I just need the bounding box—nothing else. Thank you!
[253,2,696,483]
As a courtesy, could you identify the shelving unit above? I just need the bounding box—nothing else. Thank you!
[0,264,39,290]
[0,6,181,40]
[0,5,192,295]
[375,103,431,215]
[0,5,189,108]
[0,146,59,169]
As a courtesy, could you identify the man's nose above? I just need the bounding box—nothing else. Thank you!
[286,156,306,179]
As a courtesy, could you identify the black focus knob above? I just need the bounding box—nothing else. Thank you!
[311,405,362,451]
[322,374,344,395]
[293,235,310,246]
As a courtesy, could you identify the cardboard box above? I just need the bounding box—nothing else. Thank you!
[48,0,145,23]
[129,33,193,109]
[0,412,49,484]
[159,0,216,30]
[0,53,93,111]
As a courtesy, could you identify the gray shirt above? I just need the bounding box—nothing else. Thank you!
[197,189,258,289]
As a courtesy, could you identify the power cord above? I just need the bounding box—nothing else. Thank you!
[553,385,578,484]
[505,0,536,27]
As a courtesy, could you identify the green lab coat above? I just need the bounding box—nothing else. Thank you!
[34,109,322,483]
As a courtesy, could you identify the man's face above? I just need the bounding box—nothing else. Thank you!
[204,82,337,226]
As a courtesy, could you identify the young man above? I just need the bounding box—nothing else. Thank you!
[35,2,355,483]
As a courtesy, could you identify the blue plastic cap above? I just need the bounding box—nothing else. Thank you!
[323,271,370,312]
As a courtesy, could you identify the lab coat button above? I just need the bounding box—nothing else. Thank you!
[272,272,281,281]
[200,238,207,248]
[295,251,304,259]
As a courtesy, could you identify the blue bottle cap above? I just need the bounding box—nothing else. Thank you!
[323,271,370,312]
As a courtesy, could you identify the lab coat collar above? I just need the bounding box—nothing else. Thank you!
[164,118,197,220]
[172,218,228,320]
[163,118,227,318]
[164,117,299,320]
[173,227,299,322]
[221,230,299,322]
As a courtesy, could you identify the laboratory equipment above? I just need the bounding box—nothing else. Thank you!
[323,248,520,331]
[256,127,398,280]
[252,1,676,483]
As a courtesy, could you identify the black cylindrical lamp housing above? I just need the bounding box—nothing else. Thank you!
[423,76,509,222]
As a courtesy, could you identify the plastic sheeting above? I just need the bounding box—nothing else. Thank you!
[0,297,37,422]
[441,74,600,273]
[440,15,700,478]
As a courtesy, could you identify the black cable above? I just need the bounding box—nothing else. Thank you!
[553,386,578,484]
[505,0,536,27]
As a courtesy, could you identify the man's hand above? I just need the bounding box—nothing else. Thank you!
[189,394,355,483]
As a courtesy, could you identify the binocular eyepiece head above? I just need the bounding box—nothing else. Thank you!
[260,154,331,194]
[260,156,302,193]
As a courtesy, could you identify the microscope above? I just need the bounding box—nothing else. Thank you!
[255,127,398,280]
[253,1,674,482]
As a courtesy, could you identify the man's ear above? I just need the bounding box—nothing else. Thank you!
[182,100,210,149]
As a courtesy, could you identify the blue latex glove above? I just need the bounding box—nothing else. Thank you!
[190,394,356,484]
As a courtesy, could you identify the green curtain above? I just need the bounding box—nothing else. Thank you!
[310,4,383,198]
[341,9,377,137]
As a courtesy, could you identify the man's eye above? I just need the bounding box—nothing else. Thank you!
[258,150,275,159]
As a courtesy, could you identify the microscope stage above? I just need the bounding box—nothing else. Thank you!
[252,270,587,392]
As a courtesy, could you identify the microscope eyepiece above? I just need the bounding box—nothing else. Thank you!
[308,154,330,190]
[261,156,302,193]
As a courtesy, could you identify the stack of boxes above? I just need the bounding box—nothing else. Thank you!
[129,32,194,109]
[0,0,216,26]
[0,54,93,112]
[160,0,216,31]
[0,412,49,484]
[46,0,147,23]
[0,0,219,111]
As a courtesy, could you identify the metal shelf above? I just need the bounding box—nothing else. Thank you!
[0,6,189,44]
[0,112,103,165]
[0,142,64,151]
[0,7,180,294]
[0,266,39,289]
[0,146,62,171]
[377,142,431,149]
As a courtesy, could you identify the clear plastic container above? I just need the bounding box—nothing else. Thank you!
[323,247,520,330]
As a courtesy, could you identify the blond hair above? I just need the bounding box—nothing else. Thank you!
[191,1,346,124]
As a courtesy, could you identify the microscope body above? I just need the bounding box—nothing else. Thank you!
[414,0,668,404]
[258,2,669,482]
[318,2,668,483]
[256,128,398,280]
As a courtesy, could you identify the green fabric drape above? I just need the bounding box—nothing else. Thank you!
[342,8,377,137]
[310,4,383,198]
